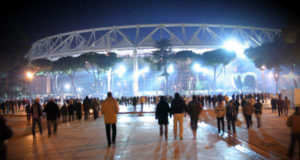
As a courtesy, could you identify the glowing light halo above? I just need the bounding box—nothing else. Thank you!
[223,39,249,59]
[25,71,34,80]
[167,65,174,74]
[65,84,71,90]
[115,65,126,77]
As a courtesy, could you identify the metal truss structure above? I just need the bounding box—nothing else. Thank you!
[25,23,281,61]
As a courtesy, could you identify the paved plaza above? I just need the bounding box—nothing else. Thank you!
[3,104,297,160]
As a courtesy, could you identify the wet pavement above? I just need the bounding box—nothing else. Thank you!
[3,103,297,160]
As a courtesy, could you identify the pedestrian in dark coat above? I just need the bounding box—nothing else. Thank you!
[132,97,137,112]
[170,93,187,140]
[287,107,300,159]
[68,100,75,121]
[61,103,68,123]
[187,95,202,137]
[76,100,82,120]
[30,98,43,137]
[226,100,237,133]
[83,96,91,120]
[44,99,60,137]
[277,96,284,117]
[155,96,170,139]
[0,115,13,160]
[254,99,262,128]
[271,98,277,113]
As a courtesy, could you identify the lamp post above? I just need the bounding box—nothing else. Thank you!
[274,73,279,93]
[24,71,34,98]
[261,65,266,92]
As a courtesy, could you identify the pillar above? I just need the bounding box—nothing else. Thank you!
[133,48,139,96]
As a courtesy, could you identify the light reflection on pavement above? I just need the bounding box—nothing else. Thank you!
[4,103,292,160]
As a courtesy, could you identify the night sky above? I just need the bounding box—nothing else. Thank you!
[1,0,299,43]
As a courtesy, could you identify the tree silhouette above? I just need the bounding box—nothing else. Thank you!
[144,39,172,95]
[201,48,236,90]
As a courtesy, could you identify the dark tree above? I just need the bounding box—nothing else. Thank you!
[201,48,236,90]
[144,39,172,95]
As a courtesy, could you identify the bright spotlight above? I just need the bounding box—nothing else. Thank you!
[223,39,249,58]
[140,66,150,74]
[77,88,82,92]
[193,63,201,72]
[25,71,34,80]
[167,65,174,74]
[115,65,126,77]
[65,84,70,90]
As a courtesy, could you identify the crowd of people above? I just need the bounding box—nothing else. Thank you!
[1,91,300,159]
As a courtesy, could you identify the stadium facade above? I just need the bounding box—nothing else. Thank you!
[25,24,281,97]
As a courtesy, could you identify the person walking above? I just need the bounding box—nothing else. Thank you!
[92,98,100,120]
[155,96,170,139]
[75,99,82,120]
[83,96,91,120]
[101,92,119,147]
[277,96,284,117]
[0,115,13,160]
[254,99,262,128]
[61,103,68,123]
[68,100,75,121]
[283,97,291,116]
[271,98,277,114]
[215,100,226,134]
[187,95,202,137]
[140,96,146,113]
[44,99,60,137]
[287,107,300,159]
[170,93,186,140]
[30,98,43,138]
[132,97,137,112]
[243,99,254,129]
[25,102,31,127]
[226,100,237,133]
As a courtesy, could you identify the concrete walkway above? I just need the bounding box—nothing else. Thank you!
[3,104,297,160]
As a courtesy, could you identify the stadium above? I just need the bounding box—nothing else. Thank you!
[25,23,281,98]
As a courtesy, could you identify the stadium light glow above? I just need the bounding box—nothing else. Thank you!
[167,65,174,74]
[140,66,150,75]
[193,63,201,72]
[223,39,249,58]
[25,71,34,80]
[65,84,70,90]
[115,65,126,77]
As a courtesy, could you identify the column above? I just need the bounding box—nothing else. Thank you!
[133,48,139,96]
[46,74,51,95]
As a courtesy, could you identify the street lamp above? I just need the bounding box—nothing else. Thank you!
[24,71,34,97]
[261,65,266,92]
[26,71,34,80]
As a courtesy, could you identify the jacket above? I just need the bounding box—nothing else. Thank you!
[30,103,43,118]
[44,101,60,120]
[155,100,170,125]
[243,102,253,115]
[226,103,237,120]
[215,103,226,118]
[254,102,262,115]
[101,97,119,124]
[170,98,186,114]
[287,113,300,134]
[187,100,202,120]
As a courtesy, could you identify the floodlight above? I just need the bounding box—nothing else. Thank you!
[65,84,70,90]
[167,65,174,74]
[193,63,201,72]
[25,71,34,80]
[223,39,249,58]
[140,66,150,74]
[115,65,126,77]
